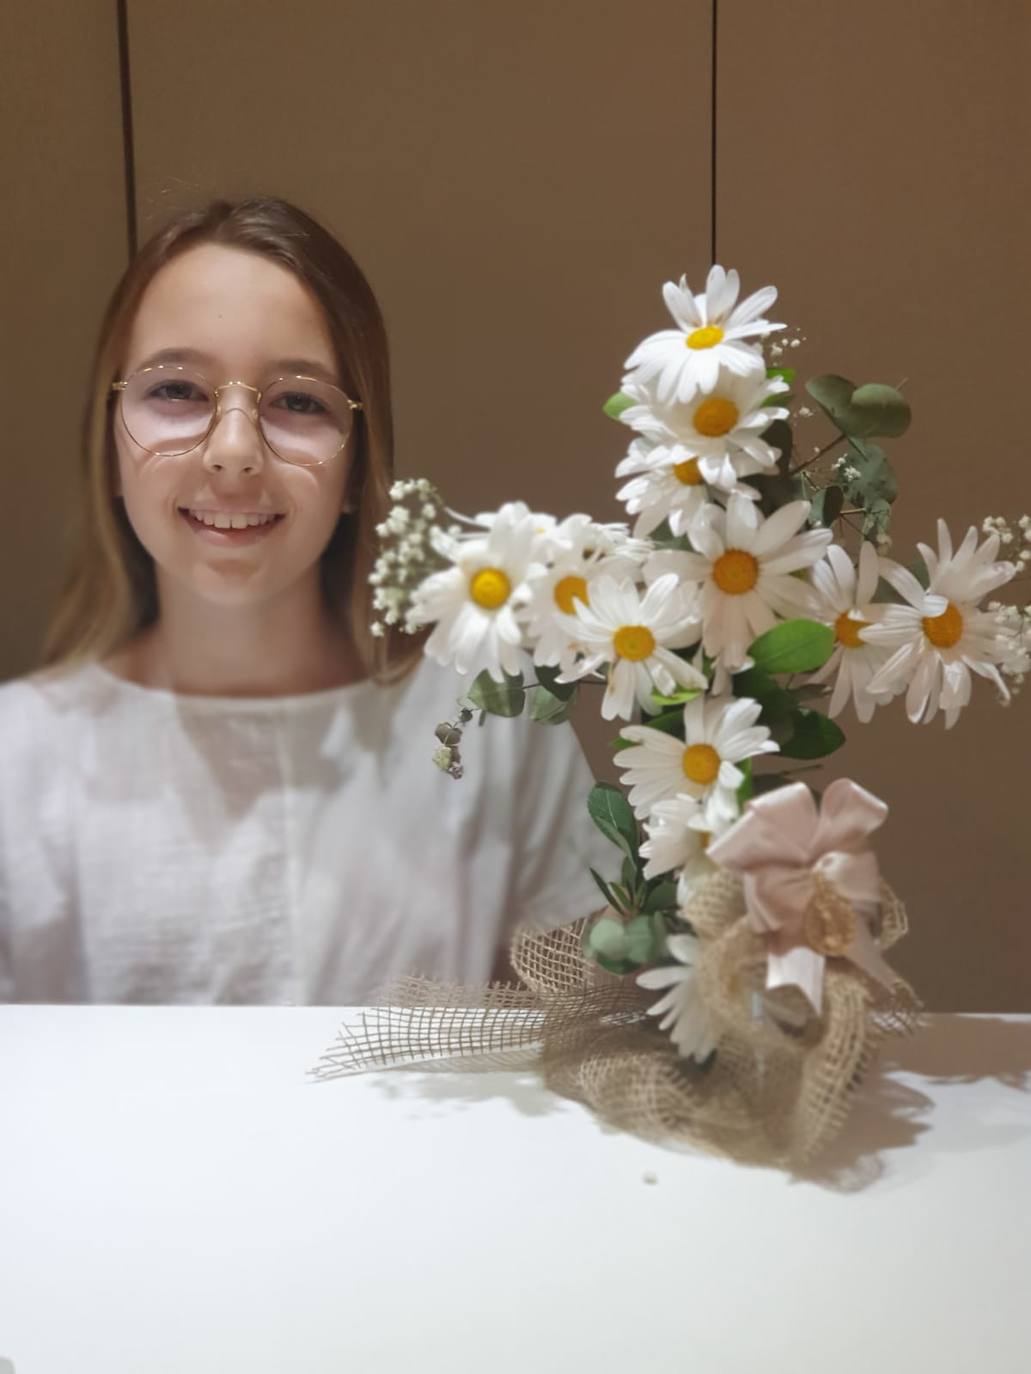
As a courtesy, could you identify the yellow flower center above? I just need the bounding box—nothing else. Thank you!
[682,744,720,786]
[612,625,656,661]
[686,324,725,350]
[673,457,703,486]
[712,549,759,595]
[469,567,511,610]
[922,601,964,649]
[834,611,869,649]
[553,575,589,615]
[692,395,739,437]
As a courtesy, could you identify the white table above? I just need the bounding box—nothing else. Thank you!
[0,1008,1028,1374]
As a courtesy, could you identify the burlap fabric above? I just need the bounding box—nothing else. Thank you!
[312,870,921,1168]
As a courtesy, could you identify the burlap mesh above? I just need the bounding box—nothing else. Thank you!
[312,870,922,1168]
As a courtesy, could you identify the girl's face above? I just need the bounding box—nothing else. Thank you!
[113,243,355,609]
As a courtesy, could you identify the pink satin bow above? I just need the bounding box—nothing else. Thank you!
[705,778,897,1015]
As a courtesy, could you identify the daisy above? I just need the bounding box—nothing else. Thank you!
[411,501,545,681]
[622,265,786,405]
[615,437,714,538]
[616,694,779,820]
[636,933,717,1062]
[618,371,791,481]
[639,790,737,885]
[808,541,898,723]
[554,574,705,720]
[522,515,646,670]
[861,520,1019,727]
[645,495,833,672]
[614,434,764,541]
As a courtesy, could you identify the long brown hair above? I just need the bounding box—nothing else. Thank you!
[40,194,419,684]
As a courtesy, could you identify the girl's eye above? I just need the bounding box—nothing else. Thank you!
[149,381,206,403]
[275,390,328,416]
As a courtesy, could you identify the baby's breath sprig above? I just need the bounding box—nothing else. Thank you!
[982,513,1031,570]
[369,478,455,637]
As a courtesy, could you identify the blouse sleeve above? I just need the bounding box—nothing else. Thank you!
[500,710,619,937]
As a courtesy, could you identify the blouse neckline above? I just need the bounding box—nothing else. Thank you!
[83,657,381,712]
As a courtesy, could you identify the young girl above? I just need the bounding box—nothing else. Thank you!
[0,195,611,1004]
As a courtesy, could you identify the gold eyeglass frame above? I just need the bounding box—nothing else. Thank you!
[109,364,364,465]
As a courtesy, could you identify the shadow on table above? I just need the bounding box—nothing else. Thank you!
[792,1015,1031,1194]
[365,1057,582,1122]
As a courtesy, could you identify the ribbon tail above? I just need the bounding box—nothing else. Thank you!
[766,946,826,1017]
[845,919,899,992]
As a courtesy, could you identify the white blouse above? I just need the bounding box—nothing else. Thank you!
[0,654,612,1004]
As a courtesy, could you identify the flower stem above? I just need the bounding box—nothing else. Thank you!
[792,433,848,475]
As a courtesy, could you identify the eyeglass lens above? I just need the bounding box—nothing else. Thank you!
[119,366,353,465]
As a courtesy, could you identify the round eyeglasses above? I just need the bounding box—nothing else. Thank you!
[110,364,363,467]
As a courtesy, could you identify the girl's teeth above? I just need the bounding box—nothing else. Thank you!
[187,510,278,529]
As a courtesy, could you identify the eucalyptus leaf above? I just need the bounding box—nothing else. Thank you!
[624,914,663,964]
[466,670,525,717]
[534,663,578,701]
[748,620,835,675]
[848,382,911,438]
[806,374,911,439]
[840,439,898,506]
[528,684,576,724]
[584,910,667,973]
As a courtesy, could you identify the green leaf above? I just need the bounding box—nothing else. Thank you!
[603,391,635,421]
[732,666,796,724]
[762,417,794,470]
[747,619,835,675]
[649,686,703,709]
[746,419,800,515]
[908,555,930,589]
[779,707,846,759]
[637,706,688,738]
[528,684,576,724]
[466,670,525,717]
[767,366,796,385]
[621,853,639,892]
[587,782,639,863]
[736,755,754,806]
[805,375,911,439]
[640,881,677,915]
[588,866,618,909]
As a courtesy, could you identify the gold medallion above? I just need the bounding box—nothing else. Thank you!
[803,874,856,957]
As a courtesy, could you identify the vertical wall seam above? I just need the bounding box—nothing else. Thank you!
[115,0,137,259]
[711,0,718,266]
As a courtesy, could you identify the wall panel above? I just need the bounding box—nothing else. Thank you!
[1,0,127,670]
[719,0,1030,1009]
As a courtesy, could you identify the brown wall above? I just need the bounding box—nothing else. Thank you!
[2,1,1026,1008]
